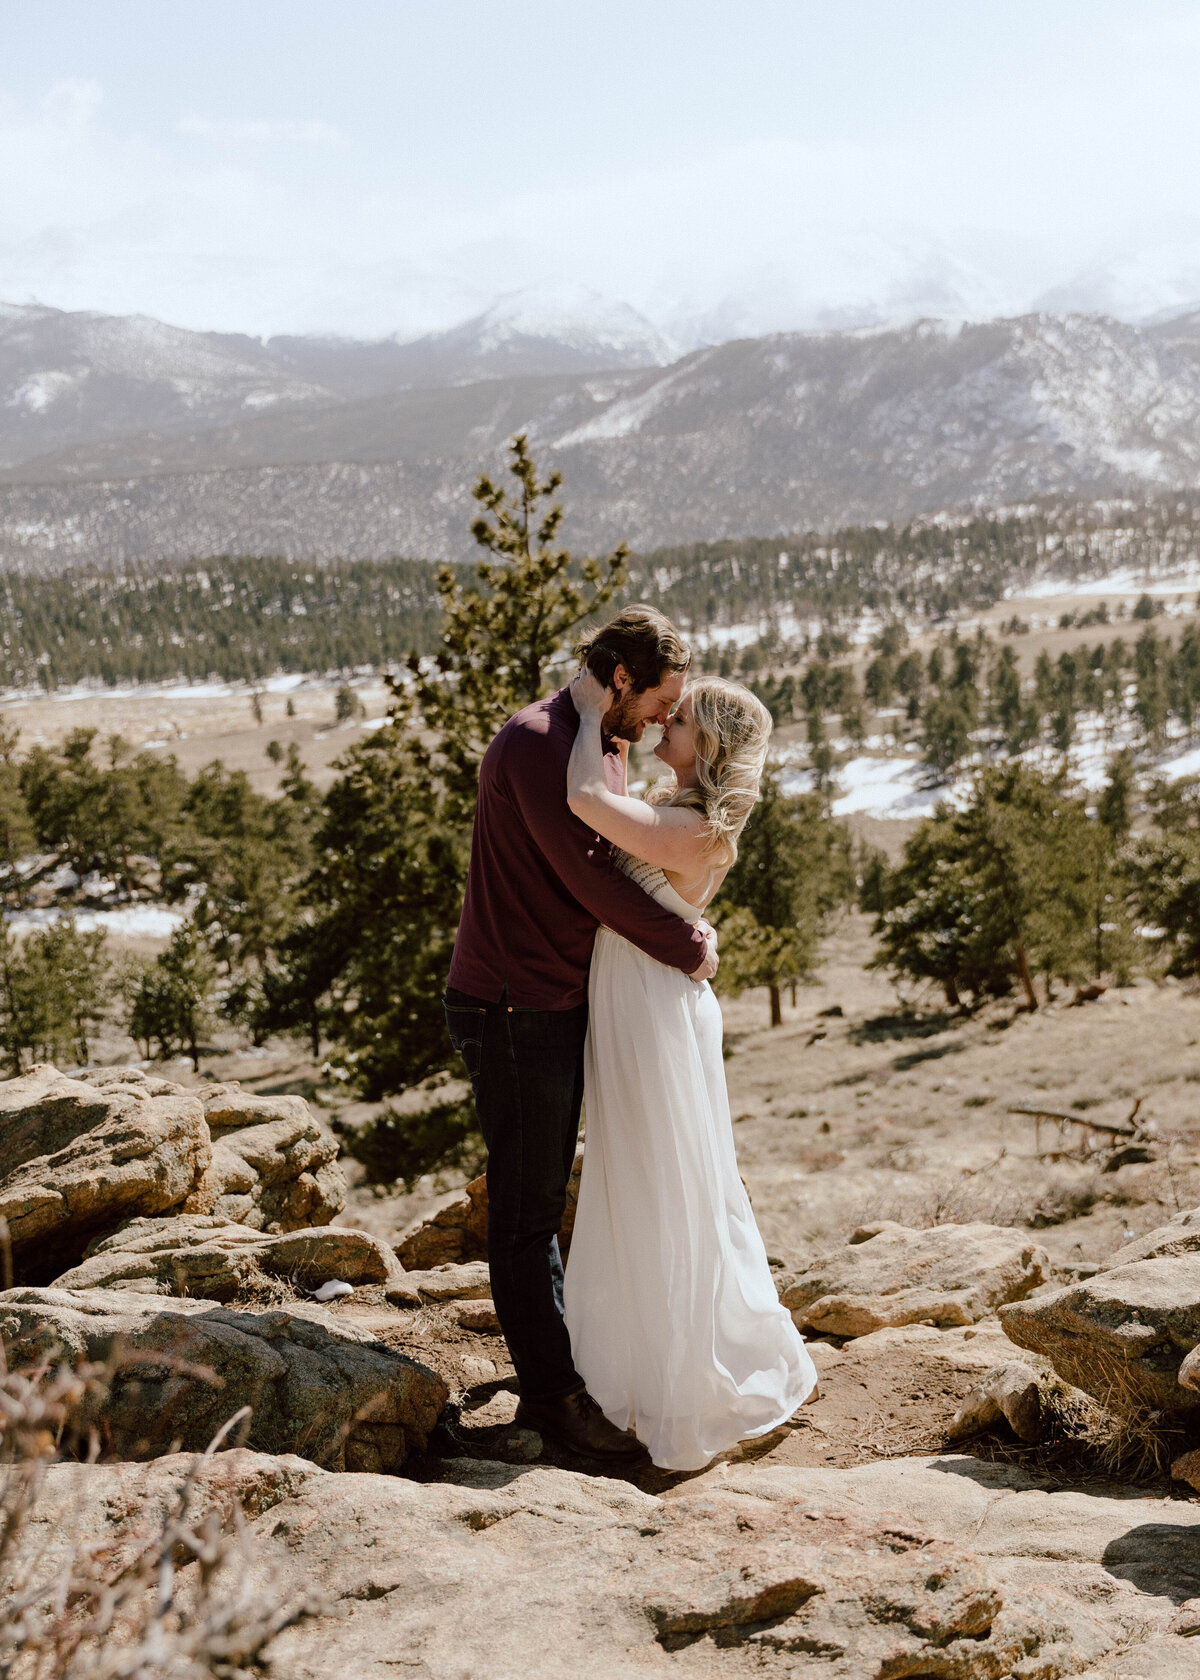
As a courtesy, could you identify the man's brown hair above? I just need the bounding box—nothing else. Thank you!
[574,604,691,693]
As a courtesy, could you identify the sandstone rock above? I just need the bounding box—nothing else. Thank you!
[234,1457,1135,1677]
[947,1359,1045,1442]
[782,1221,1049,1337]
[451,1299,500,1332]
[1000,1256,1200,1418]
[396,1174,490,1268]
[0,1285,446,1471]
[1170,1445,1200,1493]
[49,1213,404,1299]
[1180,1342,1200,1392]
[398,1147,582,1269]
[15,1449,1200,1678]
[14,1447,319,1585]
[0,1064,211,1283]
[183,1110,346,1230]
[197,1082,315,1132]
[395,1260,493,1303]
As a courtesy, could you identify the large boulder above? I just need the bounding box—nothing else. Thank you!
[1000,1256,1200,1418]
[782,1221,1050,1338]
[50,1213,405,1299]
[177,1081,346,1230]
[398,1147,581,1269]
[0,1285,446,1471]
[0,1064,211,1283]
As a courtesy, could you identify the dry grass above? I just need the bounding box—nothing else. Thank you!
[965,1374,1193,1487]
[0,1351,320,1678]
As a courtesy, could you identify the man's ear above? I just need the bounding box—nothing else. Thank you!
[612,663,632,695]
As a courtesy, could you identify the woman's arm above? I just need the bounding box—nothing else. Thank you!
[567,672,709,872]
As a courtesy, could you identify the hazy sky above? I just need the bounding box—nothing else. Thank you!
[4,1,1200,340]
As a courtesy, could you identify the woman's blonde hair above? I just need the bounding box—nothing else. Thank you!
[648,677,773,867]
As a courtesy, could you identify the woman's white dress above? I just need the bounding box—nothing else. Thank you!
[563,849,817,1471]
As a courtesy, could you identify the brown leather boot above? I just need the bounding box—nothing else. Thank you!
[515,1388,644,1460]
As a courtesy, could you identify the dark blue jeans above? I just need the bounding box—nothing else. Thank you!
[443,985,588,1401]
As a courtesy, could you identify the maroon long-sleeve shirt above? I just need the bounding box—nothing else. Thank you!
[448,687,706,1007]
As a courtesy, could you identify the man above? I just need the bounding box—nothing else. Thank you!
[444,604,718,1459]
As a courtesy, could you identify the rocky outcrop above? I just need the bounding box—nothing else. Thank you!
[782,1221,1050,1338]
[13,1442,1200,1676]
[0,1285,446,1471]
[49,1213,404,1299]
[28,1450,1198,1678]
[398,1148,581,1269]
[999,1256,1200,1418]
[0,1064,211,1282]
[177,1080,346,1230]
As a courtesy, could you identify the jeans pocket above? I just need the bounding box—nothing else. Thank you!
[444,1003,487,1082]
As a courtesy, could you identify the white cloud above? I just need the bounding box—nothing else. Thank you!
[4,4,1200,342]
[177,115,346,148]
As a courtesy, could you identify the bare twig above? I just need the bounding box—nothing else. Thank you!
[1008,1096,1153,1143]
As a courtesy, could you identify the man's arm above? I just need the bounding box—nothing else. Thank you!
[504,726,713,978]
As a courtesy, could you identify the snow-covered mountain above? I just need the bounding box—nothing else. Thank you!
[5,307,1200,565]
[0,303,331,468]
[0,290,674,469]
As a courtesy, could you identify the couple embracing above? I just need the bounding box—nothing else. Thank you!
[444,605,817,1471]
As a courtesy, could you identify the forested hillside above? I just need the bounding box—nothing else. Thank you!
[4,495,1199,691]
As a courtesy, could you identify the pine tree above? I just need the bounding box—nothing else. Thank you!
[400,432,629,817]
[262,438,630,1162]
[873,764,1117,1009]
[717,778,853,1025]
[125,920,219,1071]
[0,917,112,1074]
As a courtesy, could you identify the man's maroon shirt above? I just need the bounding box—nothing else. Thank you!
[448,687,705,1007]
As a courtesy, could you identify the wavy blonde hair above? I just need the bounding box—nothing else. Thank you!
[648,677,773,867]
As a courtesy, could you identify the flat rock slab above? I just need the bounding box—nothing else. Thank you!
[13,1450,1200,1678]
[395,1260,493,1303]
[0,1285,446,1472]
[45,1450,1200,1678]
[0,1064,210,1283]
[50,1213,404,1298]
[1000,1256,1200,1418]
[782,1220,1050,1337]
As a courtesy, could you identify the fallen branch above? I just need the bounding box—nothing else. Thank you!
[1007,1097,1153,1143]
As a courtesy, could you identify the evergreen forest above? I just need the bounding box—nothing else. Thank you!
[3,493,1200,692]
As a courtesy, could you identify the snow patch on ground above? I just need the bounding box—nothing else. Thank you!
[781,756,949,820]
[1018,565,1200,601]
[6,904,185,938]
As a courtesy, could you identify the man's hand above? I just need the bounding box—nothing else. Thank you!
[689,924,719,983]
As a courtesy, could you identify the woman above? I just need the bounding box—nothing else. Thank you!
[562,670,817,1471]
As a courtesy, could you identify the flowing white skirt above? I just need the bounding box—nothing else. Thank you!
[563,924,817,1471]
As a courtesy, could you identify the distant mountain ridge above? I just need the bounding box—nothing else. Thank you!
[4,304,1200,567]
[0,287,674,472]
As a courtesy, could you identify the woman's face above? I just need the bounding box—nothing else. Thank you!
[654,691,700,779]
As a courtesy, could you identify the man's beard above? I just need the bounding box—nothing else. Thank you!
[604,689,646,743]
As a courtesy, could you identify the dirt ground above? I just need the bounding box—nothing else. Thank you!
[0,674,394,794]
